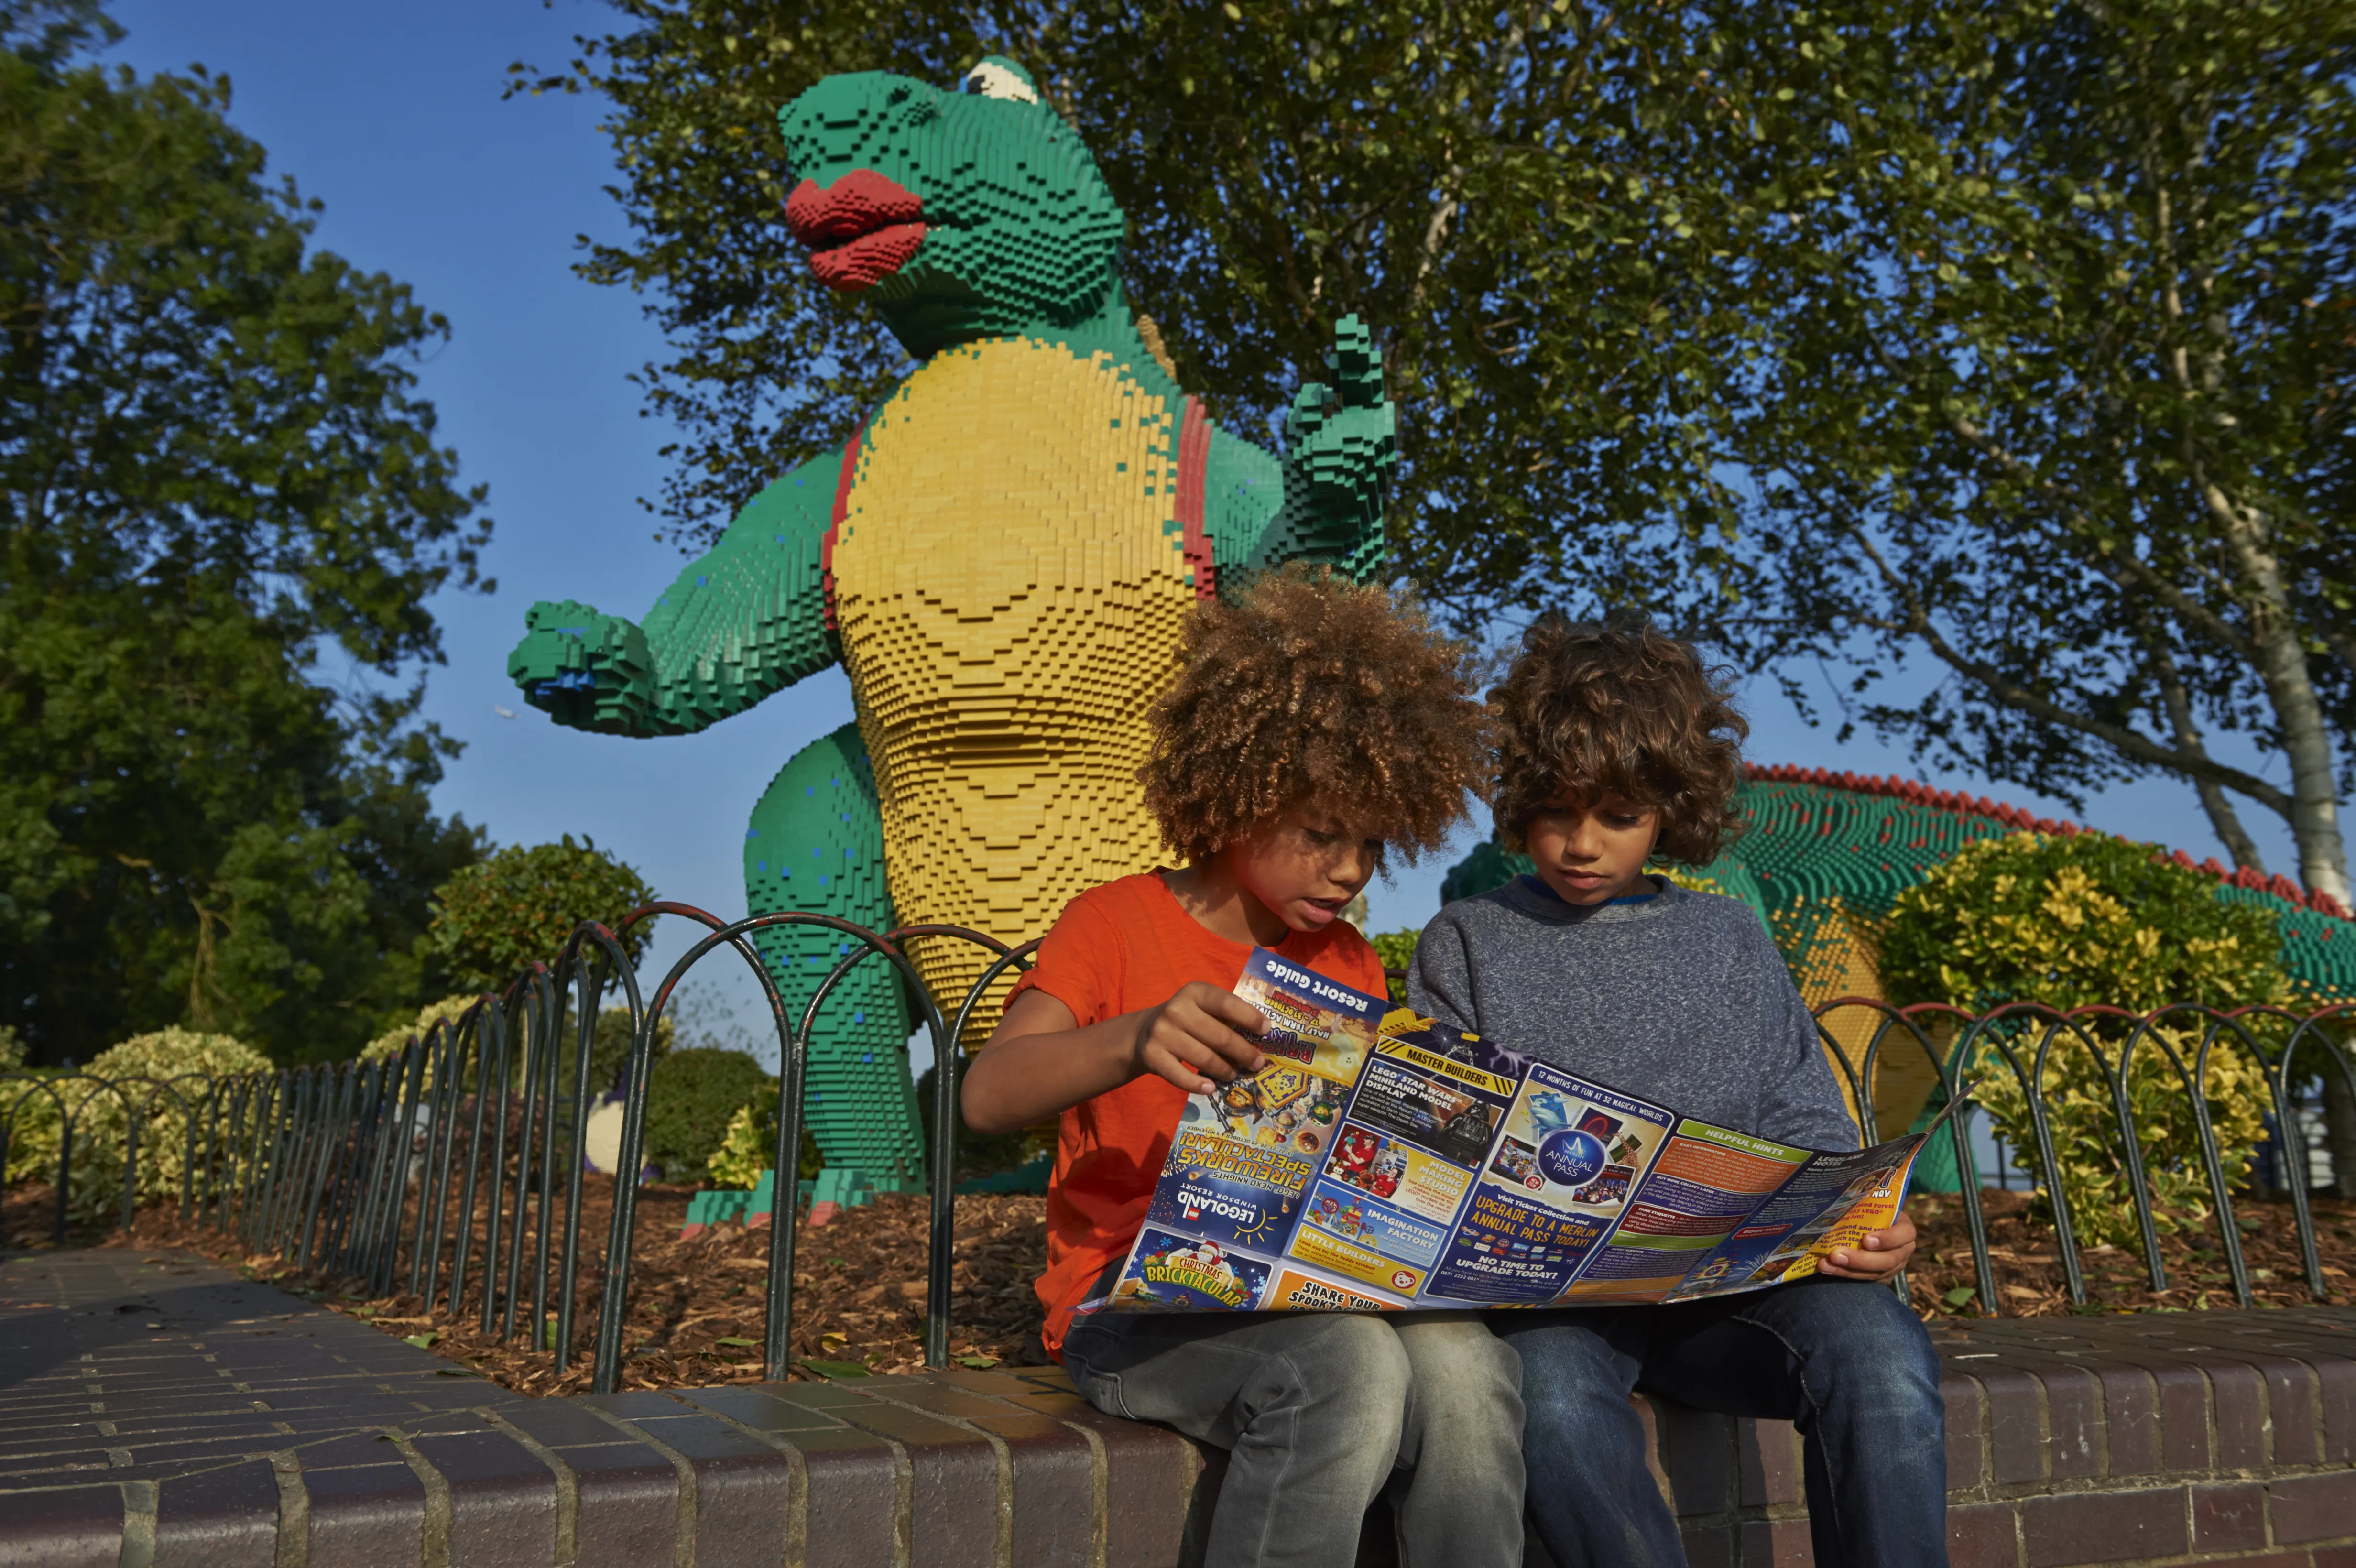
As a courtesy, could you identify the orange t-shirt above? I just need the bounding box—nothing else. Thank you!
[1007,872,1388,1361]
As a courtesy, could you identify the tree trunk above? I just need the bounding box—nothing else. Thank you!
[2207,484,2352,903]
[2153,639,2267,872]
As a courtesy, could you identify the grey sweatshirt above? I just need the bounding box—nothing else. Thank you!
[1408,875,1859,1153]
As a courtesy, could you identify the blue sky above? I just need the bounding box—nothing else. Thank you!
[104,2,2306,1063]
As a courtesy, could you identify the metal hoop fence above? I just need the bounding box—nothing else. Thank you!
[4,907,2350,1394]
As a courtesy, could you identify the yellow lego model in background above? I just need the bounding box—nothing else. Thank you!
[508,58,1396,1191]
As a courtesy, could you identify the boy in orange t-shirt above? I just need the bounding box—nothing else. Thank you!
[962,566,1523,1568]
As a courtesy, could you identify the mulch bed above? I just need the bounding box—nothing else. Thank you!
[101,1178,1048,1395]
[20,1177,2354,1393]
[1905,1188,2356,1316]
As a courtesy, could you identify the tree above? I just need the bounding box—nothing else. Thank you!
[0,6,491,1063]
[507,0,1761,615]
[421,837,656,996]
[522,0,2356,904]
[1694,0,2356,903]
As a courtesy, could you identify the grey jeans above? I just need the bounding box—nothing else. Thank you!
[1061,1307,1525,1568]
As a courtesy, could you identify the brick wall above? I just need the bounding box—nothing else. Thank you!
[1625,1307,2356,1568]
[2,1248,2350,1567]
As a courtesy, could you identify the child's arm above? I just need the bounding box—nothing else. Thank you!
[1749,924,1869,1155]
[961,983,1273,1134]
[1402,913,1477,1031]
[1746,924,1922,1280]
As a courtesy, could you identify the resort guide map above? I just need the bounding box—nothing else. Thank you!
[1087,949,1946,1315]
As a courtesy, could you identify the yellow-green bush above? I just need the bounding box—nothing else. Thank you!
[707,1080,823,1189]
[1968,1023,2273,1248]
[1881,831,2290,1250]
[1881,832,2287,1013]
[2,1028,270,1223]
[360,996,670,1098]
[359,995,480,1066]
[1652,865,1732,899]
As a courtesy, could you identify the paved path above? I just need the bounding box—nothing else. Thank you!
[0,1248,1196,1568]
[0,1246,537,1563]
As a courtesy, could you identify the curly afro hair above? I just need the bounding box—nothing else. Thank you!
[1141,564,1490,865]
[1492,616,1748,866]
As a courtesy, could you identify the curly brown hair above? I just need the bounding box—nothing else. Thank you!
[1141,564,1491,865]
[1492,616,1748,866]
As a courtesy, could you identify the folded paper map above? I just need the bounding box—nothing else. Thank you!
[1084,949,1951,1314]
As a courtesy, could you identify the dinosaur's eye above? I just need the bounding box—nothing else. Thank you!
[963,60,1040,104]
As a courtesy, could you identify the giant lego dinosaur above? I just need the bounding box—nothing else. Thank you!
[508,58,1397,1191]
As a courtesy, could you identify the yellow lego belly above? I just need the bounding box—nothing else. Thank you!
[829,336,1196,1037]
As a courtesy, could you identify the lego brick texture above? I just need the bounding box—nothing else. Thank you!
[827,336,1196,1045]
[744,723,923,1182]
[509,60,1402,1169]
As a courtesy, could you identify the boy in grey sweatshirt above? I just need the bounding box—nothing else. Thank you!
[1410,617,1949,1568]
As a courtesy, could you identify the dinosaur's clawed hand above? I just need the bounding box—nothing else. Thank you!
[1276,315,1398,576]
[507,600,664,735]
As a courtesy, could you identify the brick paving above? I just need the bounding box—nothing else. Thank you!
[0,1246,541,1564]
[0,1247,1207,1567]
[0,1246,2350,1565]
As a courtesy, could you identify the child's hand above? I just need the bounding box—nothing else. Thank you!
[1819,1208,1918,1281]
[1132,982,1269,1094]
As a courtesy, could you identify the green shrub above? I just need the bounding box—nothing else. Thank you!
[422,836,656,994]
[914,1063,1036,1177]
[1881,831,2287,1013]
[704,1063,1038,1189]
[2,1028,271,1223]
[359,996,671,1100]
[644,1047,768,1183]
[706,1081,825,1189]
[1368,930,1417,1005]
[359,995,479,1068]
[1881,831,2288,1248]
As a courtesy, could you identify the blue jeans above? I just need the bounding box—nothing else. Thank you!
[1063,1308,1525,1568]
[1497,1277,1949,1568]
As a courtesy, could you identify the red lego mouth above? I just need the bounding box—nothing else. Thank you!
[785,170,927,292]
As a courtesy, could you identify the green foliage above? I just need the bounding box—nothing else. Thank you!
[0,18,489,1065]
[422,837,656,995]
[584,1004,674,1100]
[1884,831,2288,1249]
[1707,0,2356,887]
[507,0,1758,624]
[1368,929,1416,1005]
[1883,833,2290,1015]
[359,994,480,1067]
[359,997,672,1114]
[1652,866,1732,900]
[1,1027,270,1223]
[1976,1023,2273,1251]
[643,1046,768,1183]
[706,1079,824,1190]
[912,1063,1032,1178]
[703,1064,1035,1189]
